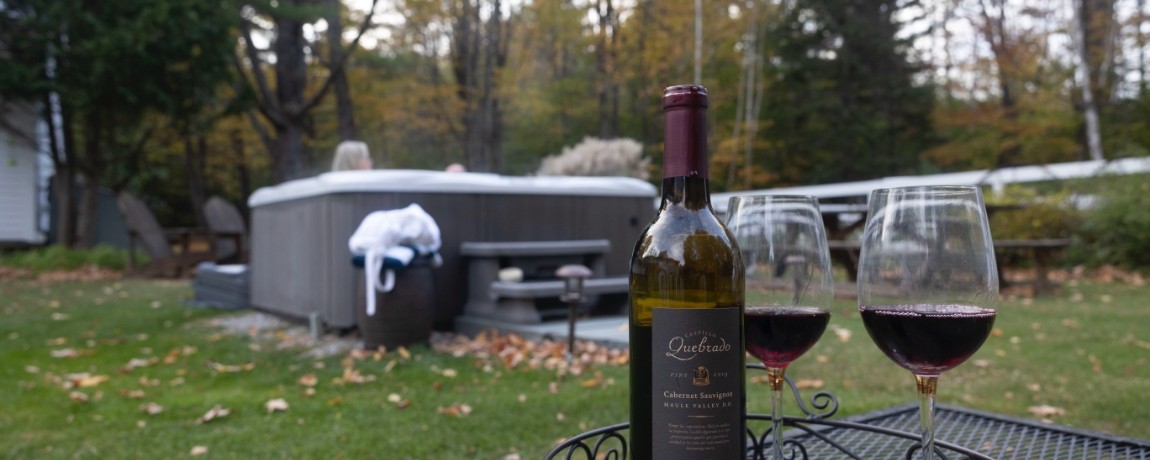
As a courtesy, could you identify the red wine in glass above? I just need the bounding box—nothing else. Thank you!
[860,304,996,375]
[745,306,830,368]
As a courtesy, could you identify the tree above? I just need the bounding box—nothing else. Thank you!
[237,0,378,182]
[759,0,936,185]
[593,0,620,139]
[925,0,1079,170]
[0,0,239,247]
[450,0,511,173]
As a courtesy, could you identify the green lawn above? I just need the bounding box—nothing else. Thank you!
[2,276,1148,459]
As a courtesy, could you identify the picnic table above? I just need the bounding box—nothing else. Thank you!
[546,365,1150,459]
[820,204,1072,294]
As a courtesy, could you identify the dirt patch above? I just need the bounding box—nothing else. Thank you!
[206,311,360,359]
[0,265,122,283]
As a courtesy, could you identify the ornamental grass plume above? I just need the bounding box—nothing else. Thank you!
[536,137,649,180]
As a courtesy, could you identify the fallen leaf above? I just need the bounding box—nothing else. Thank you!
[830,325,852,343]
[1028,404,1065,418]
[190,446,208,456]
[297,373,318,387]
[1122,335,1150,350]
[387,393,411,409]
[548,382,559,394]
[265,398,289,413]
[58,373,107,389]
[795,379,824,390]
[141,402,164,415]
[50,348,93,359]
[209,361,255,373]
[437,403,473,417]
[24,365,39,374]
[121,389,146,399]
[196,405,231,425]
[972,359,992,369]
[69,391,89,403]
[120,357,159,373]
[580,376,602,389]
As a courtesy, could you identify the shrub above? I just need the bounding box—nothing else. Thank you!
[986,187,1082,240]
[0,244,129,272]
[536,137,649,179]
[1075,175,1150,268]
[985,186,1083,268]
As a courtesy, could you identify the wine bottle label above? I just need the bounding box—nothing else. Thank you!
[651,307,743,458]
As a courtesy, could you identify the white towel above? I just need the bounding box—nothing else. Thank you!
[348,204,442,316]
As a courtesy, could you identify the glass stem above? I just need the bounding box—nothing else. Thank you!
[768,367,786,460]
[915,374,938,460]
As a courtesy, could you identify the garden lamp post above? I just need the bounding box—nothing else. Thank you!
[556,264,592,365]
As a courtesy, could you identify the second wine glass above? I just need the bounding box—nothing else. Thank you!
[857,185,999,460]
[726,195,834,459]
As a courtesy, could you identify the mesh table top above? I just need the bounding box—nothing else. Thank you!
[547,404,1150,459]
[779,403,1150,459]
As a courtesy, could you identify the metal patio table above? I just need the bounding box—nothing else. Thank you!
[546,365,1150,459]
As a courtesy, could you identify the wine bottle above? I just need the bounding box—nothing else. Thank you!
[628,85,746,459]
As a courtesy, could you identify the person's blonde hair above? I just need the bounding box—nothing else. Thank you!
[331,141,371,171]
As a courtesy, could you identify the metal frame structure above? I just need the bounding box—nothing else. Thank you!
[546,364,1150,459]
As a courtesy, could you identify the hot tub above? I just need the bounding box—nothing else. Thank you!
[247,169,657,330]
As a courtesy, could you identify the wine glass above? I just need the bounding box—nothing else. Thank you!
[856,185,999,459]
[726,195,834,459]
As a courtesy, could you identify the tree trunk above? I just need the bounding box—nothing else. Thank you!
[978,0,1022,167]
[45,91,76,248]
[231,129,253,222]
[52,166,77,248]
[1076,0,1108,161]
[327,0,358,141]
[74,111,104,249]
[595,0,616,139]
[185,136,208,229]
[273,12,309,180]
[453,0,506,173]
[694,0,703,84]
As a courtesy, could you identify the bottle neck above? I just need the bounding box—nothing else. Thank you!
[662,98,710,210]
[661,176,710,210]
[662,104,708,179]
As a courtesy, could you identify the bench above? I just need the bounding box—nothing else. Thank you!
[828,238,1072,295]
[993,238,1072,295]
[461,239,629,324]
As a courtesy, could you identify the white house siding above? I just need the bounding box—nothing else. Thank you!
[0,101,45,245]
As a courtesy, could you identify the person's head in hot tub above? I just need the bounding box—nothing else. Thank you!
[331,141,373,171]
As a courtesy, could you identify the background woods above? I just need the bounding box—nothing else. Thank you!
[2,0,1150,241]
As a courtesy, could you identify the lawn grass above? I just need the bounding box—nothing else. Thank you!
[2,276,1149,459]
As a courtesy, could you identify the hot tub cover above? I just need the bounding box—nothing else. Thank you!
[248,169,657,207]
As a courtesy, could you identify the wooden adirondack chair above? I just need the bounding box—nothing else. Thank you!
[203,196,248,264]
[116,192,213,278]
